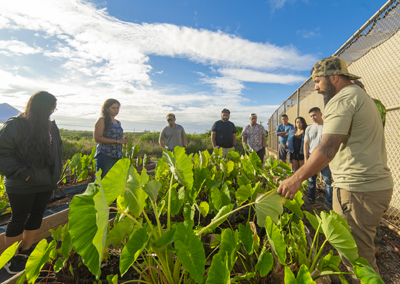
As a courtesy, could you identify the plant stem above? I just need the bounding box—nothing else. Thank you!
[109,207,143,228]
[310,239,327,272]
[196,201,256,236]
[128,190,155,232]
[167,172,174,231]
[307,220,322,268]
[312,271,354,280]
[151,200,163,237]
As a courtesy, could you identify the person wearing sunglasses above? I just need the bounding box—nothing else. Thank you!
[211,108,237,157]
[159,113,187,151]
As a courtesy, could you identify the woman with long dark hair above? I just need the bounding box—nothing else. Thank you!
[0,91,62,274]
[94,99,129,178]
[287,117,308,172]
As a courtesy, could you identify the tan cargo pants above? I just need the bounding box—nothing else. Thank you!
[333,188,393,283]
[222,147,234,158]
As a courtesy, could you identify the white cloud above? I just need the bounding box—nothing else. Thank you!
[296,29,321,39]
[0,0,316,132]
[270,0,290,11]
[201,77,245,95]
[0,40,43,56]
[218,68,306,84]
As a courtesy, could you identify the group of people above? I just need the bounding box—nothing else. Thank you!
[276,109,333,205]
[0,56,393,282]
[158,109,267,162]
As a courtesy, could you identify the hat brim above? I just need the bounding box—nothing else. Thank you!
[312,71,361,80]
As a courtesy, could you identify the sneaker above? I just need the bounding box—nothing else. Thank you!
[3,247,33,275]
[3,254,28,274]
[308,198,315,204]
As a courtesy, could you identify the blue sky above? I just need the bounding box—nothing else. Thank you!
[0,0,385,133]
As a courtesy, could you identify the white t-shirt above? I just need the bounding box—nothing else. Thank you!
[304,123,324,154]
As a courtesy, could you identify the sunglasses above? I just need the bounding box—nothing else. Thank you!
[167,119,174,122]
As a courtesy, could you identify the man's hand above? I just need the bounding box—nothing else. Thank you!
[277,176,302,200]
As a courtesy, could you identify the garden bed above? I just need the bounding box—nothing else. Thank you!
[1,149,397,284]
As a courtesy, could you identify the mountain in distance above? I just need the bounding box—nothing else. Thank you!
[0,103,21,123]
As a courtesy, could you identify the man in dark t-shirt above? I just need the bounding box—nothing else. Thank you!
[211,108,236,157]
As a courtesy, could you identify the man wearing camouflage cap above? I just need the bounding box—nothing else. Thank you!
[277,56,393,280]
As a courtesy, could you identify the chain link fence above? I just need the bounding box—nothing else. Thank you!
[268,0,400,228]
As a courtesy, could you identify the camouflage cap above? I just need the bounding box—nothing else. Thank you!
[311,56,361,80]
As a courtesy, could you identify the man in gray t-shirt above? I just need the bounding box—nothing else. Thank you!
[159,113,187,151]
[304,107,333,204]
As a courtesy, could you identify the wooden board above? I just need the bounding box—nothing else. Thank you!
[0,208,70,255]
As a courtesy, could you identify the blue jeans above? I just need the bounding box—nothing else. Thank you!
[308,164,333,204]
[95,153,119,179]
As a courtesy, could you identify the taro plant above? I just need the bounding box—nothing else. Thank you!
[60,146,96,185]
[0,147,385,284]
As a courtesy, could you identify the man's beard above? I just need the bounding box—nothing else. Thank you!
[321,80,336,106]
[222,118,229,122]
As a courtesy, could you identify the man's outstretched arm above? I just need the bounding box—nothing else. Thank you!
[277,133,346,200]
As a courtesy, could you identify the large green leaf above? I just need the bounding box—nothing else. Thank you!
[353,257,384,284]
[330,210,352,233]
[169,185,185,217]
[238,223,253,255]
[16,272,26,284]
[163,147,194,190]
[118,167,147,218]
[205,253,230,284]
[278,160,291,172]
[54,225,72,273]
[291,220,307,251]
[0,242,19,269]
[255,189,285,227]
[226,160,235,176]
[220,184,231,207]
[241,156,255,178]
[174,222,205,284]
[108,217,135,247]
[255,247,273,277]
[93,177,110,266]
[25,239,56,284]
[199,201,209,217]
[303,211,323,234]
[320,211,359,264]
[296,264,316,284]
[236,184,252,206]
[119,228,149,276]
[283,191,304,218]
[277,212,292,231]
[211,186,222,211]
[107,274,118,284]
[249,151,262,169]
[152,228,176,249]
[183,203,196,224]
[68,182,101,278]
[199,150,210,168]
[284,266,296,284]
[101,159,131,204]
[204,204,234,233]
[317,250,341,272]
[219,228,238,271]
[143,180,162,203]
[265,216,286,265]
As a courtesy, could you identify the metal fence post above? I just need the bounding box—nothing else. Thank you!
[297,88,300,118]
